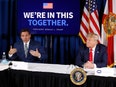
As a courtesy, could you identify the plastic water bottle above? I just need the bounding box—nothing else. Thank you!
[1,52,8,64]
[2,52,6,60]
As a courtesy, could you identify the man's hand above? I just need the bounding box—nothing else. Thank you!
[84,61,94,69]
[30,48,41,58]
[9,46,17,55]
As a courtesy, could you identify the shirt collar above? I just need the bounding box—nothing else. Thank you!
[90,45,96,51]
[24,40,30,46]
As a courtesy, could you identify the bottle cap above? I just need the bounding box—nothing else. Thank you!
[3,52,5,54]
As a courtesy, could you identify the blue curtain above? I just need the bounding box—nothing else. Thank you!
[0,0,106,64]
[0,0,16,55]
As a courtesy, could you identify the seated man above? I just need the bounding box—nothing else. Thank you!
[8,29,47,63]
[75,33,107,69]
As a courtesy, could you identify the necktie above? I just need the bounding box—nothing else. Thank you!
[24,43,28,58]
[89,48,93,62]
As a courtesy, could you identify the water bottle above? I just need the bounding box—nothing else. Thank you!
[2,52,6,60]
[1,52,8,64]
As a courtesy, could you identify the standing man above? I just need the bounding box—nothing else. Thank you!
[9,29,47,63]
[76,33,107,69]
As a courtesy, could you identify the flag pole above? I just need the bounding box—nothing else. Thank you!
[88,0,91,33]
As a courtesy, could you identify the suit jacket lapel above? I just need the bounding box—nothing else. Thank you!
[21,42,27,58]
[94,44,99,62]
[85,47,89,62]
[28,40,32,51]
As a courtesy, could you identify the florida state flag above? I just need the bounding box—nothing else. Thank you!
[101,0,116,67]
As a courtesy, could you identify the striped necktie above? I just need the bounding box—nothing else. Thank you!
[24,43,28,58]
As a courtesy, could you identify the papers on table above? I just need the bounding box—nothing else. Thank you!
[11,61,28,70]
[95,68,116,77]
[84,68,95,75]
[10,61,78,74]
[85,67,116,77]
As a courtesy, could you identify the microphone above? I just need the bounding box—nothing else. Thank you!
[8,61,13,70]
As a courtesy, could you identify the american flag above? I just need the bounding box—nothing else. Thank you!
[79,0,101,43]
[43,3,53,9]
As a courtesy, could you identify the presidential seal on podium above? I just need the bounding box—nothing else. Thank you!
[70,68,87,85]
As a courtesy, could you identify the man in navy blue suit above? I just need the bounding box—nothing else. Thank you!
[76,33,107,69]
[8,29,47,63]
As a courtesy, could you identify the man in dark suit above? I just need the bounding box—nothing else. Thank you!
[76,33,107,69]
[8,29,47,63]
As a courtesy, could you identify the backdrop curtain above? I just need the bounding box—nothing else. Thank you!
[0,0,106,64]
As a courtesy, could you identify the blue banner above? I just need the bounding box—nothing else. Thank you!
[17,0,80,35]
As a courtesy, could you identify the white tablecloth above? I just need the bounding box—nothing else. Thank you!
[0,63,9,71]
[1,61,116,77]
[10,61,78,74]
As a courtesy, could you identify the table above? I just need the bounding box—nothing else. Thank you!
[0,61,116,87]
[0,69,8,87]
[8,69,77,87]
[8,70,116,87]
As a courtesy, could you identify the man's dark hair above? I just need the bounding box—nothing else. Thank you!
[20,29,31,35]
